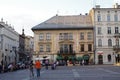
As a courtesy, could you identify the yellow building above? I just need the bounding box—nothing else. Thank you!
[32,14,94,64]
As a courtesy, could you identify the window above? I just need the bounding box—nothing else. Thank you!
[97,14,101,22]
[40,45,43,52]
[59,33,73,40]
[108,39,112,46]
[69,33,73,40]
[64,44,68,53]
[87,32,92,40]
[80,32,84,40]
[46,44,51,52]
[108,54,111,62]
[64,33,68,40]
[81,44,84,51]
[46,33,51,40]
[60,44,63,53]
[114,14,118,22]
[107,14,110,21]
[88,44,92,51]
[107,27,111,34]
[115,27,119,34]
[98,39,102,47]
[69,44,73,53]
[39,33,44,40]
[59,33,63,40]
[98,27,102,34]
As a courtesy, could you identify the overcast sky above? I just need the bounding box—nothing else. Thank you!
[0,0,120,36]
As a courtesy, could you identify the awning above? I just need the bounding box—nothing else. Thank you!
[83,55,89,60]
[77,56,83,61]
[68,56,75,60]
[56,56,63,60]
[97,51,103,54]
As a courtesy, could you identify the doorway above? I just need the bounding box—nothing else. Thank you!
[98,55,103,64]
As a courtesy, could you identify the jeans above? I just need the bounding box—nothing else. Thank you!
[30,69,34,77]
[36,69,40,77]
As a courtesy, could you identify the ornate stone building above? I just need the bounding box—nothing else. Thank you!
[0,19,19,65]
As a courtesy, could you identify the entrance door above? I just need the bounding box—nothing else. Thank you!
[98,55,103,64]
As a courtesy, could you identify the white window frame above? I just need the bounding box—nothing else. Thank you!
[46,33,51,40]
[46,44,51,52]
[87,32,92,40]
[80,32,84,40]
[39,33,44,40]
[108,39,112,46]
[98,27,102,34]
[40,45,43,52]
[107,27,111,34]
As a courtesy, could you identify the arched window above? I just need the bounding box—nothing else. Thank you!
[108,54,111,62]
[98,39,102,47]
[108,39,112,46]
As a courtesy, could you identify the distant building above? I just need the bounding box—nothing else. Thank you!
[25,35,34,61]
[19,29,26,62]
[32,15,94,64]
[0,18,19,65]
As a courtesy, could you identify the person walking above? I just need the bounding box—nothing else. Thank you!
[35,59,41,78]
[29,60,34,78]
[45,59,49,70]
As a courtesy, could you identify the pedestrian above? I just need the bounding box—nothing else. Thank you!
[51,62,55,70]
[82,60,84,65]
[35,59,41,78]
[29,60,34,78]
[45,59,49,70]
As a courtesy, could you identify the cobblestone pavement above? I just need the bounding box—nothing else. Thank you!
[0,65,120,80]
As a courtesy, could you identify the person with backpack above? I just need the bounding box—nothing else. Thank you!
[35,59,41,77]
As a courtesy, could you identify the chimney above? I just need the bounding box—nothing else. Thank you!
[1,18,3,22]
[56,14,58,16]
[5,21,8,26]
[85,13,88,15]
[113,3,120,8]
[95,5,100,8]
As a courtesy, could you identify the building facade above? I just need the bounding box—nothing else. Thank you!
[25,35,34,61]
[32,15,94,64]
[90,3,120,64]
[0,19,19,65]
[19,29,26,62]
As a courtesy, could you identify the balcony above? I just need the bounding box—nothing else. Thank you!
[114,33,120,38]
[57,50,75,55]
[113,45,120,51]
[38,40,52,44]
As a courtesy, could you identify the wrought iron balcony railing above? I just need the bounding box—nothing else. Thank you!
[113,45,120,51]
[57,50,75,54]
[114,33,120,37]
